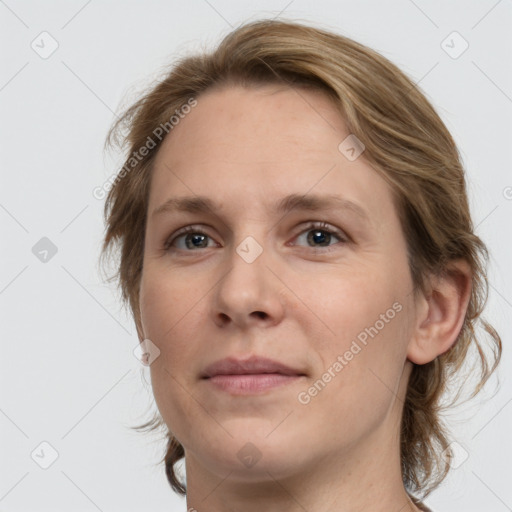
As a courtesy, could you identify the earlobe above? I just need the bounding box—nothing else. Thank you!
[407,259,472,365]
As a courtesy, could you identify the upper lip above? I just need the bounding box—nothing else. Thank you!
[201,356,306,378]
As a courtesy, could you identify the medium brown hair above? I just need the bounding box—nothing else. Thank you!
[100,18,502,500]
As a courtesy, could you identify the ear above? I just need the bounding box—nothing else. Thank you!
[407,259,472,365]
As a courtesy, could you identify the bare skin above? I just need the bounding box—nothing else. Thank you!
[138,83,471,512]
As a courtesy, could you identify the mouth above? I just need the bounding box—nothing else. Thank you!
[200,355,307,394]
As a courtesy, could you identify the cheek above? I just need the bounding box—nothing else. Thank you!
[140,273,193,369]
[300,264,403,349]
[297,309,410,449]
[140,275,208,439]
[140,269,201,344]
[302,268,411,403]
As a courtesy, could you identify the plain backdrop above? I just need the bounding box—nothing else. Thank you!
[1,1,511,511]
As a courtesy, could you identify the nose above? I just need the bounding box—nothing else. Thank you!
[211,236,286,330]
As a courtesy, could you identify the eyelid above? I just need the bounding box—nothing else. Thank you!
[163,221,350,252]
[163,224,217,251]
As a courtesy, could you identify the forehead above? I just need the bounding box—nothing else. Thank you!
[158,83,346,161]
[149,84,395,226]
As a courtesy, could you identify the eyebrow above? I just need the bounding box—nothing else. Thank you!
[151,193,371,224]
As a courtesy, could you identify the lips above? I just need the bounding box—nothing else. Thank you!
[200,355,306,379]
[200,356,306,394]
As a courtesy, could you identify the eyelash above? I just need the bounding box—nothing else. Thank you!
[163,221,348,254]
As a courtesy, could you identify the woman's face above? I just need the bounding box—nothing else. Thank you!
[139,84,420,482]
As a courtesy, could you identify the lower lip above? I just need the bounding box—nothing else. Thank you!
[205,374,302,394]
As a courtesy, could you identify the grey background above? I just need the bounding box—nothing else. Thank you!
[1,1,511,511]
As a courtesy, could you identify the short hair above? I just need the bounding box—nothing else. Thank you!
[100,18,502,500]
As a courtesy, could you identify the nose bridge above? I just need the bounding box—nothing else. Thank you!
[225,229,269,299]
[212,223,284,326]
[224,212,271,268]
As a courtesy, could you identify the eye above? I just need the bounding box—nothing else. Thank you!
[291,221,347,252]
[164,225,217,252]
[163,221,348,253]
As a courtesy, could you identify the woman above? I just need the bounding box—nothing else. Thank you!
[100,19,502,511]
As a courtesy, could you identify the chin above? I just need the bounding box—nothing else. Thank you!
[198,446,304,483]
[186,426,307,480]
